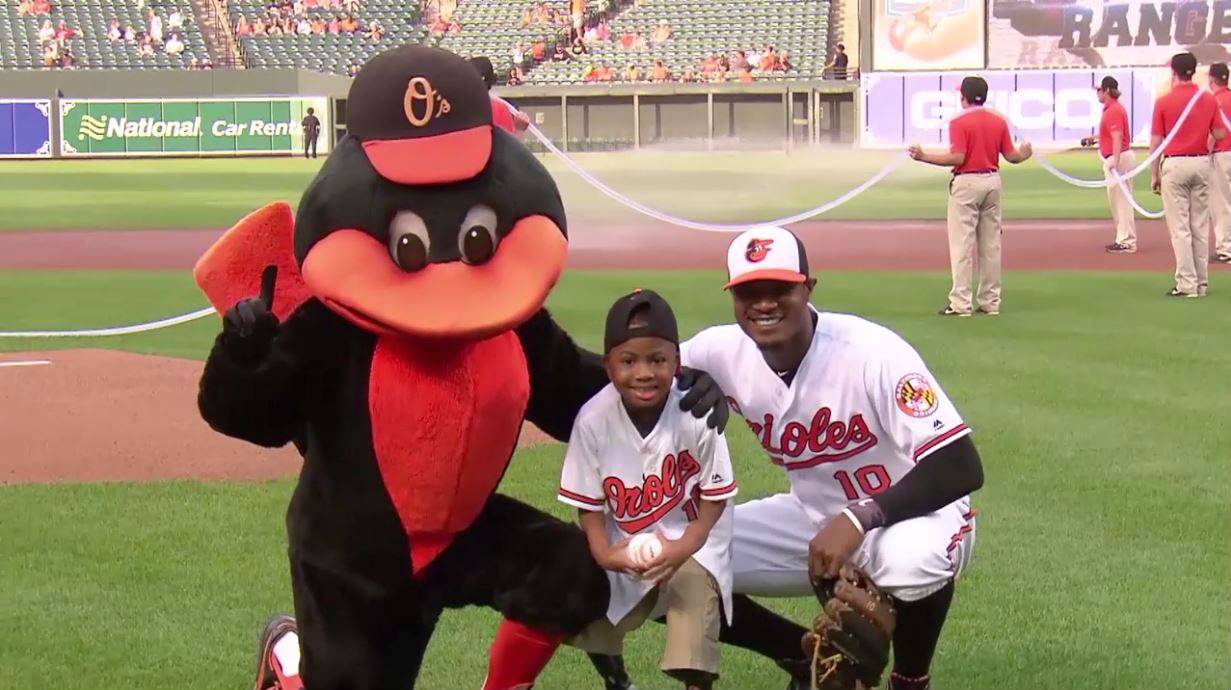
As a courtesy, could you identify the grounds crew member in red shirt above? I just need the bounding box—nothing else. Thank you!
[909,76,1033,317]
[1081,76,1136,253]
[1207,62,1231,264]
[470,56,530,136]
[1150,52,1226,297]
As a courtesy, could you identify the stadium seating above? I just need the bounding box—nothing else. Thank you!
[1,0,210,68]
[524,0,831,84]
[429,0,572,69]
[231,0,428,74]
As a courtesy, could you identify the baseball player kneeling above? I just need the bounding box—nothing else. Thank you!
[560,290,739,690]
[677,226,984,690]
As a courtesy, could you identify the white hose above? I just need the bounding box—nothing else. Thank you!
[526,124,907,232]
[0,307,216,338]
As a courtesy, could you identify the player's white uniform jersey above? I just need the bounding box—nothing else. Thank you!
[559,385,739,624]
[682,308,976,601]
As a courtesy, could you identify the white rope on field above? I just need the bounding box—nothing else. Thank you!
[0,307,216,338]
[526,124,908,232]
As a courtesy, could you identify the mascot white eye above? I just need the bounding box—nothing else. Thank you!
[389,210,430,273]
[458,205,498,266]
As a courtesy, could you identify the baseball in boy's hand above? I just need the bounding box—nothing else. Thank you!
[628,533,663,568]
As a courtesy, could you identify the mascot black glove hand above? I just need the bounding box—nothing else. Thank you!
[221,266,280,366]
[677,366,730,433]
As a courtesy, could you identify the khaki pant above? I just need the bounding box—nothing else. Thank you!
[570,558,721,675]
[946,173,1003,313]
[1104,150,1137,249]
[1160,156,1212,294]
[1210,151,1231,257]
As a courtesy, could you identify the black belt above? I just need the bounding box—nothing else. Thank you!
[954,169,998,175]
[1166,153,1209,158]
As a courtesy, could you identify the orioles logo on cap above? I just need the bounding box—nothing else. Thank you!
[745,238,774,263]
[403,76,452,128]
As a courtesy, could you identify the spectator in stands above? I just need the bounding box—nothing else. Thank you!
[342,15,359,32]
[651,21,671,45]
[619,30,635,49]
[825,43,848,79]
[55,20,77,42]
[552,42,569,61]
[38,19,55,45]
[32,0,51,15]
[366,19,384,40]
[650,59,669,82]
[41,41,57,67]
[311,16,326,33]
[108,19,122,41]
[430,13,449,34]
[746,45,762,68]
[343,0,358,13]
[18,0,35,16]
[759,46,778,71]
[189,56,200,69]
[738,63,754,83]
[294,16,309,34]
[448,18,462,34]
[570,0,585,33]
[531,39,547,61]
[326,15,339,33]
[138,35,155,56]
[569,34,586,57]
[624,63,642,82]
[123,24,136,40]
[681,67,699,83]
[779,50,793,71]
[512,41,525,65]
[508,65,525,85]
[730,49,749,71]
[267,18,284,34]
[202,56,213,69]
[168,7,185,29]
[165,32,185,54]
[147,9,163,43]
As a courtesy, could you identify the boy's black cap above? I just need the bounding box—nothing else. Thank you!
[1212,62,1229,83]
[346,45,493,186]
[960,76,988,105]
[1171,52,1198,78]
[604,289,679,353]
[1099,75,1118,91]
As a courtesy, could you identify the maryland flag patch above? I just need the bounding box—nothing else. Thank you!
[895,373,938,418]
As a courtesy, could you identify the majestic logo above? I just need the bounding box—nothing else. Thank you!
[745,238,774,263]
[603,451,701,533]
[746,408,879,470]
[403,76,452,127]
[896,373,938,418]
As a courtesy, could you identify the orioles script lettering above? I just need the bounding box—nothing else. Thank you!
[604,451,701,533]
[747,407,878,470]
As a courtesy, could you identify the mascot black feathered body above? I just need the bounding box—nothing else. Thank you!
[193,46,723,690]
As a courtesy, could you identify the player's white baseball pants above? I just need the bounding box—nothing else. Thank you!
[730,493,976,603]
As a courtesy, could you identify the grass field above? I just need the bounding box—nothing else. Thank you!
[0,148,1165,230]
[1,267,1228,690]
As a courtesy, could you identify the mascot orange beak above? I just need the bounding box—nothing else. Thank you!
[300,216,567,340]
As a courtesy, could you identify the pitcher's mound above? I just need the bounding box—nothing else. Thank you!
[0,349,556,484]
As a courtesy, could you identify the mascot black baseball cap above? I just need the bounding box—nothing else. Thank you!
[346,45,493,185]
[604,289,679,353]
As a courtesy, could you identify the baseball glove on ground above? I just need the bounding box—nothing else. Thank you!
[802,564,897,690]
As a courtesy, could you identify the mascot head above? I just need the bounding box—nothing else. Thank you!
[195,45,568,342]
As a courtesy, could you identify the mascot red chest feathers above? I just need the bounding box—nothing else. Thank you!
[194,46,568,573]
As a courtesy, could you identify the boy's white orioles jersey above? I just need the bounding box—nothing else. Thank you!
[559,385,738,625]
[681,309,972,526]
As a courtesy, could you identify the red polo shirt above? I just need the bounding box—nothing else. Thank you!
[1213,87,1231,153]
[1151,81,1220,156]
[1098,98,1130,158]
[949,107,1014,174]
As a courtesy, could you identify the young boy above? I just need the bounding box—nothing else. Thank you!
[559,289,738,690]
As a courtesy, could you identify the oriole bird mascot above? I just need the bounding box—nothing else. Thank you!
[193,45,726,690]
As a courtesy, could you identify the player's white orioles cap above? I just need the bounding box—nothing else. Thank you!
[724,226,810,289]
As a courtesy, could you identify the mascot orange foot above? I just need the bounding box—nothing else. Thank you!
[194,46,725,690]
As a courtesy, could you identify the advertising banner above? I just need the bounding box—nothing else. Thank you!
[989,0,1231,69]
[872,0,987,71]
[59,97,330,157]
[861,67,1170,148]
[0,99,52,158]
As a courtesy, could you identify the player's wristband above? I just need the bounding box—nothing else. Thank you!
[845,499,886,534]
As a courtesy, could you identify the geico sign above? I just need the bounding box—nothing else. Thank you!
[909,88,1101,129]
